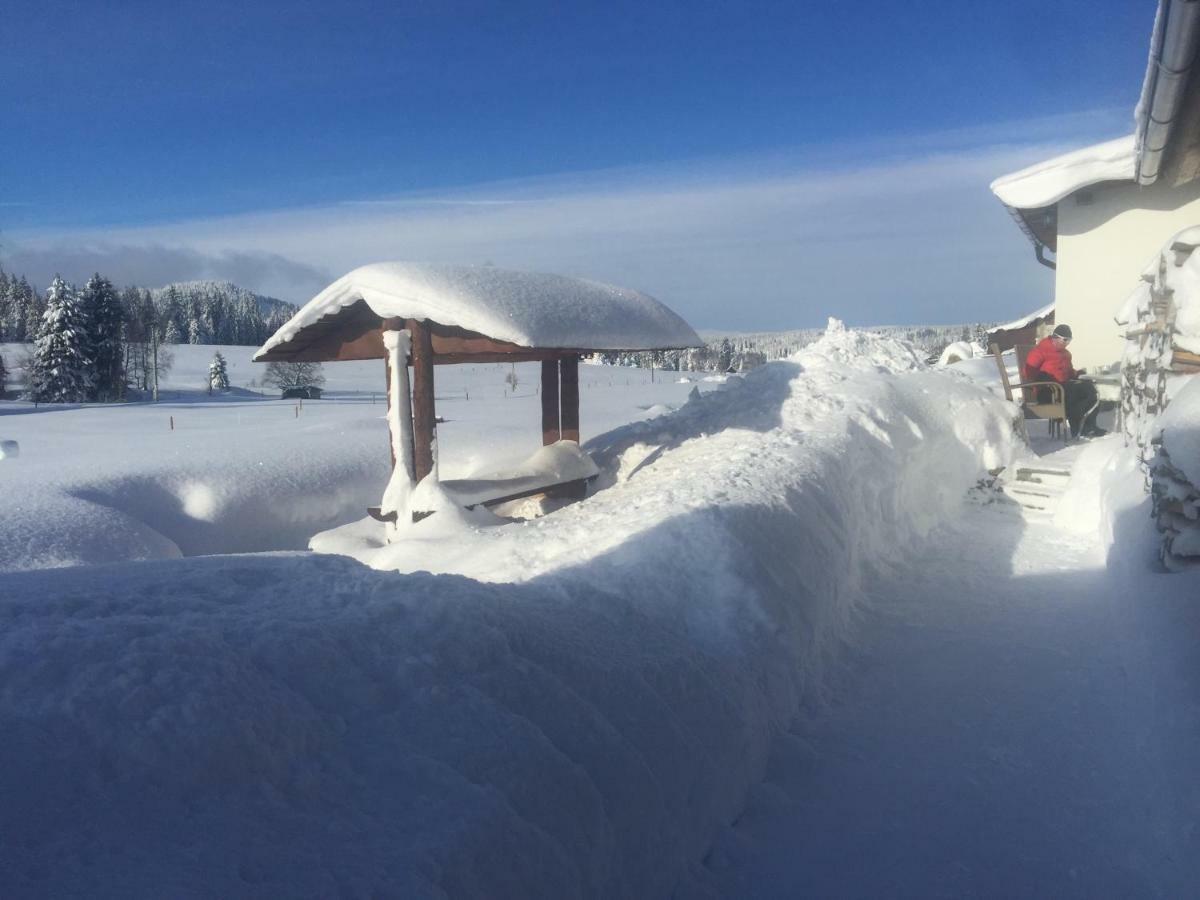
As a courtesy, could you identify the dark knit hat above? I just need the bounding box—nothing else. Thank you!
[1052,324,1072,340]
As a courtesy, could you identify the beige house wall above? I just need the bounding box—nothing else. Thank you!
[1055,176,1200,369]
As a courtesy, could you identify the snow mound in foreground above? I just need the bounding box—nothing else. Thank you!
[0,336,1021,897]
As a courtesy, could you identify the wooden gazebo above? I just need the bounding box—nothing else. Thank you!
[255,263,702,521]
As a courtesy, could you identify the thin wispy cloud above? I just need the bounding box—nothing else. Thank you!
[2,111,1128,328]
[338,199,535,208]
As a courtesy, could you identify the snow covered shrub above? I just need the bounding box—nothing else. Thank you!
[264,361,325,392]
[208,352,230,392]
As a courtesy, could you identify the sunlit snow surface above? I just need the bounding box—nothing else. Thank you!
[709,438,1200,898]
[0,326,1042,896]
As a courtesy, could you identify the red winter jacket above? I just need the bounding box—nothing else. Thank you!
[1024,336,1077,383]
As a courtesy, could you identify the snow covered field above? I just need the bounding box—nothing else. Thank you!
[2,326,1197,897]
[0,343,706,570]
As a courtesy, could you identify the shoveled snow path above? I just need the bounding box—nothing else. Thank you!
[707,500,1200,899]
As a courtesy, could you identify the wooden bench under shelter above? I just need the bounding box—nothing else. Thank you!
[254,263,702,525]
[990,342,1067,440]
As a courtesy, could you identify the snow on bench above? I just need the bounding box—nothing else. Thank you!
[368,442,600,522]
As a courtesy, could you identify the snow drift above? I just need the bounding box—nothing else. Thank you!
[0,325,1020,897]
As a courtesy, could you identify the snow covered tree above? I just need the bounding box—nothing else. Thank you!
[187,316,207,345]
[2,275,39,342]
[162,319,181,344]
[263,361,324,391]
[717,338,734,373]
[0,271,10,342]
[208,352,230,392]
[121,287,171,397]
[29,276,93,403]
[81,273,125,401]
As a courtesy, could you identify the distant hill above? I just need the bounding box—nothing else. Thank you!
[150,280,298,346]
[152,280,297,319]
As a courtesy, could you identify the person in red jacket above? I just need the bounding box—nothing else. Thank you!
[1024,324,1103,437]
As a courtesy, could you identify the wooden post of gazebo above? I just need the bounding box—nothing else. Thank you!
[380,317,414,485]
[560,356,580,443]
[408,318,437,481]
[541,359,561,445]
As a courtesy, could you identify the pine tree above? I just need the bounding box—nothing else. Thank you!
[29,276,93,403]
[718,338,734,373]
[208,352,230,392]
[27,279,47,337]
[187,316,206,345]
[0,270,10,342]
[81,273,125,401]
[7,276,37,342]
[163,319,181,344]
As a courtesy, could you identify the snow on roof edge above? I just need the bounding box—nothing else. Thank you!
[989,134,1138,210]
[255,263,703,360]
[991,302,1054,334]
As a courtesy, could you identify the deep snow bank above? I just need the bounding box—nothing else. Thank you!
[0,413,388,571]
[0,327,1020,897]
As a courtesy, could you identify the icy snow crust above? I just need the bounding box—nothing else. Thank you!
[256,262,703,358]
[0,326,1020,896]
[990,134,1136,209]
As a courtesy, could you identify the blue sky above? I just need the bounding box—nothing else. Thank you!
[2,1,1154,328]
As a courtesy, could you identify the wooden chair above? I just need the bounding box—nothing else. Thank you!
[990,343,1068,440]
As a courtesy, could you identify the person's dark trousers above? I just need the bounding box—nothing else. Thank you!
[1064,379,1099,436]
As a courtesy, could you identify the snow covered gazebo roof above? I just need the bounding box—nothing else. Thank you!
[254,262,702,363]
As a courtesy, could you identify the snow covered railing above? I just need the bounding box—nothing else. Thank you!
[1150,377,1200,570]
[1117,227,1200,568]
[1118,227,1200,450]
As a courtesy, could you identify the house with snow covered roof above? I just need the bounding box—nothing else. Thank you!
[991,0,1200,371]
[255,262,701,527]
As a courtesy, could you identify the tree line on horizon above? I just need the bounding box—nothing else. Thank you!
[0,270,293,348]
[0,269,297,403]
[601,323,994,373]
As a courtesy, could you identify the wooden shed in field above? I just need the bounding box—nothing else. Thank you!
[255,263,702,523]
[985,302,1055,354]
